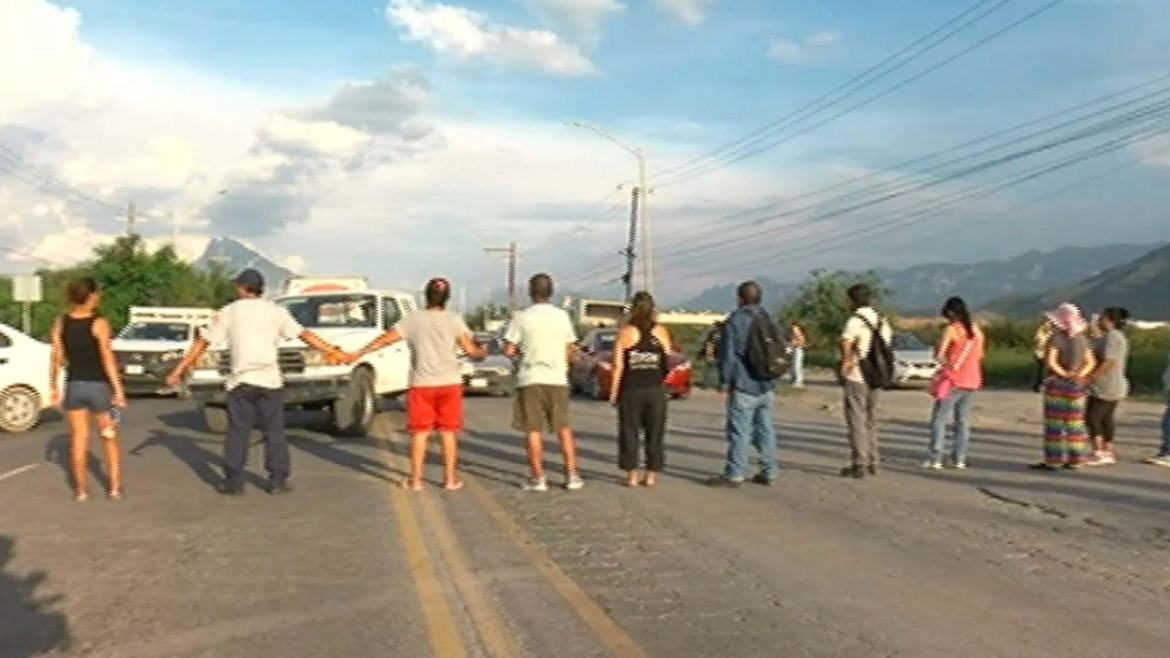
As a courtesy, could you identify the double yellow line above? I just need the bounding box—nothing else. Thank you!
[378,429,648,658]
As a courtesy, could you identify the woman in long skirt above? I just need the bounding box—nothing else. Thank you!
[1030,303,1096,471]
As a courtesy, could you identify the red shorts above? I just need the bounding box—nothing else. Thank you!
[406,384,464,432]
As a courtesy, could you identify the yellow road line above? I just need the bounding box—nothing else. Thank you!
[465,477,650,658]
[383,432,468,658]
[416,489,522,658]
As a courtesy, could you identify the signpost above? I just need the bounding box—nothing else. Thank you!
[12,275,42,336]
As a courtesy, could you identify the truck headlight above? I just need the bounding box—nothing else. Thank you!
[197,350,223,369]
[304,350,331,367]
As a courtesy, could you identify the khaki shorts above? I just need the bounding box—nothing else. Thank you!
[512,385,570,433]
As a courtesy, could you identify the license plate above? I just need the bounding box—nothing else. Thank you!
[124,364,144,375]
[470,378,488,388]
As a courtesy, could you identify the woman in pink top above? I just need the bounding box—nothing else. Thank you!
[924,297,985,469]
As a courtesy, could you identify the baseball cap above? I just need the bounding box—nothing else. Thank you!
[236,268,265,291]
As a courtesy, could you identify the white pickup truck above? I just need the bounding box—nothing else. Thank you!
[0,321,53,434]
[184,275,417,436]
[112,306,216,395]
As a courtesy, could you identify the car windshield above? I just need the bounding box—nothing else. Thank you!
[595,332,617,352]
[278,294,378,328]
[118,322,190,342]
[893,333,930,351]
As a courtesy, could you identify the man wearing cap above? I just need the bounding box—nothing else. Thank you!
[343,278,486,491]
[166,269,344,496]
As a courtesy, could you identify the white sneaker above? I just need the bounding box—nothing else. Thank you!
[1142,455,1170,467]
[521,477,549,492]
[564,475,585,491]
[921,460,943,470]
[1094,452,1117,466]
[952,460,968,470]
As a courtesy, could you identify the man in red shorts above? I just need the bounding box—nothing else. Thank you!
[346,278,484,490]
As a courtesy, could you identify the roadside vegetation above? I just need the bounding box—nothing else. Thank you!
[0,234,235,339]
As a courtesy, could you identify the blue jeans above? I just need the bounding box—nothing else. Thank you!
[927,388,974,463]
[1159,397,1170,456]
[790,348,805,386]
[723,391,778,480]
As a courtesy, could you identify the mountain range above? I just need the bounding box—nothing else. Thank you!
[191,237,296,291]
[986,243,1170,319]
[679,242,1163,314]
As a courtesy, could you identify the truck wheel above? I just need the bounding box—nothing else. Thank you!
[0,386,41,433]
[333,367,376,437]
[199,404,228,434]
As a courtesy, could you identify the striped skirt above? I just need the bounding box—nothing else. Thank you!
[1042,377,1088,465]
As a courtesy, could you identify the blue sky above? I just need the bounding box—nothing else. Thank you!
[2,0,1168,303]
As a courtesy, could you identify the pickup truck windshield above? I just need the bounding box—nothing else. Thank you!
[118,322,190,342]
[278,294,378,328]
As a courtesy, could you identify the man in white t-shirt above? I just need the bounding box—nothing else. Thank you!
[504,273,584,492]
[838,283,893,478]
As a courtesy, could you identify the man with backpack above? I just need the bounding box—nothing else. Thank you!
[838,283,894,478]
[707,281,785,488]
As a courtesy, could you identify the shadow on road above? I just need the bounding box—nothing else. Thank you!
[0,536,72,657]
[43,434,110,493]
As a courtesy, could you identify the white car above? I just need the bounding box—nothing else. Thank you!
[891,333,939,387]
[113,306,215,395]
[0,322,53,434]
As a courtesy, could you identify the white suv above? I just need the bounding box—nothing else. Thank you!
[0,322,53,434]
[185,289,418,435]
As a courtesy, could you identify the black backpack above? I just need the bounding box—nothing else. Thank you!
[744,310,790,380]
[854,313,895,389]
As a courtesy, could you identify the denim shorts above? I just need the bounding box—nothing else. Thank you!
[63,381,113,412]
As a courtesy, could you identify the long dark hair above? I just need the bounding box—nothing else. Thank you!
[627,291,656,332]
[65,276,99,308]
[1100,306,1130,330]
[941,296,974,338]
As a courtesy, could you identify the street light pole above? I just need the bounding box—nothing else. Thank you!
[570,121,653,295]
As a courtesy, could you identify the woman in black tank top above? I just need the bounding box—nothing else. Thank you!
[608,292,675,488]
[50,277,126,501]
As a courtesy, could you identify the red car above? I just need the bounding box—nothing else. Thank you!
[569,328,692,400]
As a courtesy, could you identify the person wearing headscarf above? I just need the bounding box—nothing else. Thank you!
[1030,303,1097,471]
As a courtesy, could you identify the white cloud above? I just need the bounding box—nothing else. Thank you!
[1129,134,1170,168]
[386,0,596,76]
[768,30,842,65]
[651,0,718,26]
[0,0,97,119]
[259,116,372,159]
[523,0,624,42]
[0,0,868,305]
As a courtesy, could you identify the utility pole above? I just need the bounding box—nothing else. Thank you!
[622,186,641,302]
[635,152,652,295]
[568,121,653,294]
[483,242,518,316]
[125,201,137,236]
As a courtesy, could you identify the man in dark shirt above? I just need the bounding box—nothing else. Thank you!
[707,281,779,487]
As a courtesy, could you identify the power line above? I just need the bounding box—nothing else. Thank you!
[562,105,1169,288]
[657,0,1070,188]
[890,137,1170,252]
[0,144,125,214]
[652,0,1016,184]
[649,73,1170,253]
[658,89,1170,266]
[687,119,1170,279]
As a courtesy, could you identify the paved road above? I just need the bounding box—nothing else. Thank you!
[1,383,1169,658]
